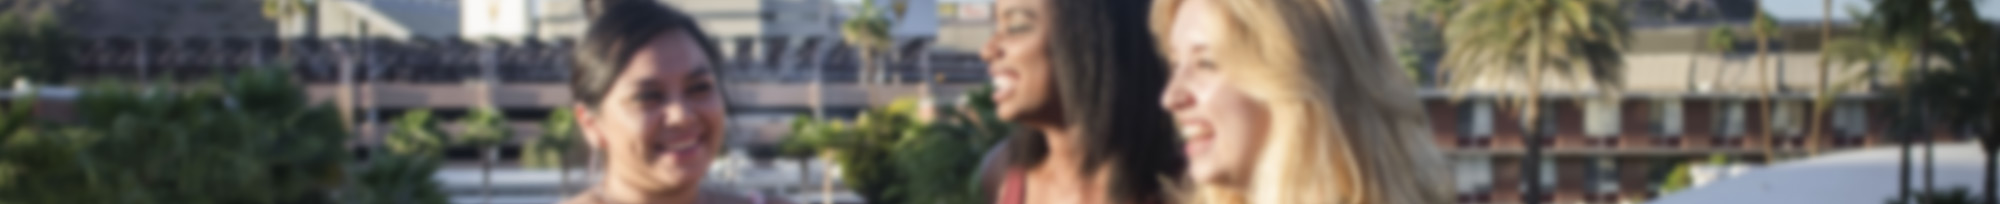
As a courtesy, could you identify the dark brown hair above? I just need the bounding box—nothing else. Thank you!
[1006,0,1187,202]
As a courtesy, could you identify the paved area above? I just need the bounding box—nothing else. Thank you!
[436,155,864,204]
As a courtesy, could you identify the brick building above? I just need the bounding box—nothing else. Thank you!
[1426,92,1975,203]
[1383,1,1957,202]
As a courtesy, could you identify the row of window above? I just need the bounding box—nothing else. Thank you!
[1453,157,1624,194]
[1453,99,1870,138]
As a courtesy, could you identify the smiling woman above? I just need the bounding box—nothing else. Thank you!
[561,0,783,204]
[1151,0,1452,203]
[978,0,1185,203]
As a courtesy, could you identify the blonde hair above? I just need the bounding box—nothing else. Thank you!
[1150,0,1454,203]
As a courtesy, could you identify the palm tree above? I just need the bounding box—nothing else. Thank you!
[382,109,454,204]
[842,0,894,85]
[1440,0,1629,203]
[1412,0,1458,84]
[261,0,311,58]
[525,108,582,195]
[1809,0,1835,157]
[1706,26,1736,86]
[1935,0,1999,201]
[390,109,450,158]
[1750,9,1780,160]
[1821,0,1953,202]
[824,1,896,202]
[1878,1,1939,202]
[457,107,512,204]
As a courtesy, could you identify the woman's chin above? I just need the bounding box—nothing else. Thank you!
[643,166,707,189]
[645,157,712,188]
[1187,165,1238,186]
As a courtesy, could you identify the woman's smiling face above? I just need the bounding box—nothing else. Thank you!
[982,0,1063,124]
[578,32,727,192]
[1158,0,1273,187]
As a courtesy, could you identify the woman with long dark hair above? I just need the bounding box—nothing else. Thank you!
[978,0,1186,203]
[561,1,784,203]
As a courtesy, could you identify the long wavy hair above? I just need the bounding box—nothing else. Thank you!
[1150,0,1453,203]
[1006,0,1186,203]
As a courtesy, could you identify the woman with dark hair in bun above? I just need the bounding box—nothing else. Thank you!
[561,1,786,203]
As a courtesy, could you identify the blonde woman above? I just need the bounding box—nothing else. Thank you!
[1151,0,1453,203]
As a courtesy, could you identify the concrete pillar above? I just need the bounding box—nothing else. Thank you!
[136,39,149,81]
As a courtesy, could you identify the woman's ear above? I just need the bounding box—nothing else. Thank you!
[574,104,605,149]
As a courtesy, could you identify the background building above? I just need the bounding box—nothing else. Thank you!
[1398,0,1946,203]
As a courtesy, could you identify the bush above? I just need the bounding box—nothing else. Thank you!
[0,68,444,204]
[785,86,1012,204]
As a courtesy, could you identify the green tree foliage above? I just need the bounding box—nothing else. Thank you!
[0,68,447,204]
[0,68,353,203]
[457,107,512,149]
[523,107,581,194]
[389,109,449,158]
[842,0,894,53]
[1440,0,1630,98]
[1438,0,1630,129]
[349,152,450,204]
[524,107,580,169]
[367,108,450,204]
[456,107,511,203]
[1707,26,1736,54]
[1441,1,1628,202]
[784,86,1011,204]
[0,12,74,83]
[1657,155,1733,195]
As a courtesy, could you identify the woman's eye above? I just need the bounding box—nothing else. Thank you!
[687,83,714,95]
[1005,22,1031,34]
[1196,59,1218,70]
[636,90,666,103]
[1001,11,1034,34]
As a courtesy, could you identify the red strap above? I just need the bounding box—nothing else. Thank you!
[998,169,1026,204]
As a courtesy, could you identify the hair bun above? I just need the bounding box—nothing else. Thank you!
[583,0,637,20]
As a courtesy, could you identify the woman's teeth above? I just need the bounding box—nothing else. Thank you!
[1180,125,1210,140]
[666,142,698,152]
[993,78,1013,93]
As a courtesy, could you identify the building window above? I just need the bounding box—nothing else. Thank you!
[1833,102,1867,137]
[1653,99,1683,137]
[1456,157,1494,194]
[1589,157,1620,195]
[1462,99,1495,138]
[1585,99,1622,138]
[1772,101,1804,137]
[1714,100,1746,138]
[1521,158,1556,192]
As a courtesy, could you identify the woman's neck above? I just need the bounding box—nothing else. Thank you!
[1028,125,1105,203]
[595,179,699,204]
[1035,125,1084,173]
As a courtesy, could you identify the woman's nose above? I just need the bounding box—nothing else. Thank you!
[980,38,1004,62]
[1160,81,1193,112]
[654,98,699,127]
